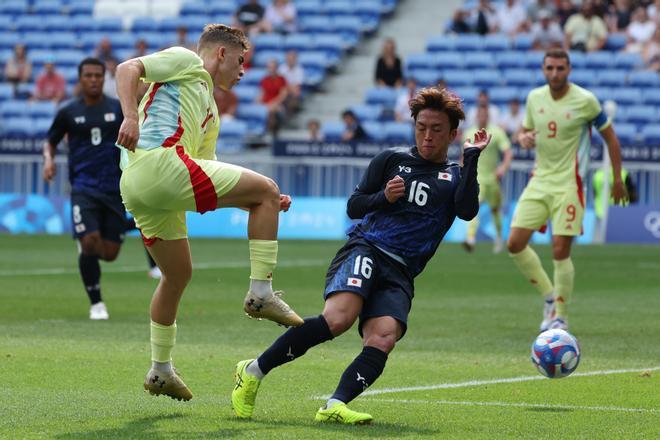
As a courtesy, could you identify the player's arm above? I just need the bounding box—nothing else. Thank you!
[115,57,145,151]
[496,148,513,180]
[455,129,490,220]
[347,150,398,219]
[43,108,68,182]
[599,125,628,204]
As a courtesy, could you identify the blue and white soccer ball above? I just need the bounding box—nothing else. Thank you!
[531,329,581,379]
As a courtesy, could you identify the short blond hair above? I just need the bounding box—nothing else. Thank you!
[198,24,250,53]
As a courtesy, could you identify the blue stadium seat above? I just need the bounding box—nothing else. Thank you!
[22,33,52,50]
[241,68,267,86]
[332,16,362,47]
[503,69,535,87]
[321,121,345,141]
[622,106,657,126]
[597,70,627,87]
[350,104,383,122]
[641,124,660,145]
[296,0,323,18]
[434,51,464,69]
[406,53,435,71]
[300,16,333,34]
[463,51,494,69]
[383,121,413,143]
[60,66,80,84]
[303,68,324,89]
[233,85,259,104]
[611,87,642,105]
[252,33,284,52]
[15,16,46,32]
[253,50,286,67]
[132,17,159,33]
[28,101,56,118]
[50,33,77,50]
[209,1,237,16]
[613,52,643,70]
[55,50,84,67]
[44,15,74,32]
[628,71,659,87]
[32,1,63,15]
[363,121,386,141]
[590,87,612,102]
[78,32,105,51]
[604,33,627,51]
[15,82,34,97]
[410,69,440,86]
[70,15,96,32]
[512,33,532,50]
[355,1,382,24]
[313,34,344,58]
[570,69,598,88]
[236,104,268,135]
[0,15,12,31]
[426,35,456,52]
[567,51,586,68]
[524,51,544,68]
[365,87,398,107]
[135,32,170,50]
[0,32,20,50]
[454,34,484,51]
[585,52,612,69]
[451,86,479,104]
[284,33,314,52]
[489,87,519,105]
[472,70,501,87]
[326,1,354,18]
[298,51,330,71]
[68,1,94,16]
[443,70,474,87]
[180,2,207,16]
[613,123,636,145]
[108,33,136,50]
[157,17,186,32]
[3,117,35,137]
[0,1,28,16]
[641,89,660,106]
[34,117,53,137]
[495,51,526,69]
[218,119,248,152]
[483,34,510,52]
[93,18,123,33]
[0,84,14,101]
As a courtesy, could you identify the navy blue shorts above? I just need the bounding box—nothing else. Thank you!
[324,237,413,339]
[71,191,126,243]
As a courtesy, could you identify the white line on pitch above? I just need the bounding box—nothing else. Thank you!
[313,366,660,400]
[0,259,327,277]
[359,398,660,414]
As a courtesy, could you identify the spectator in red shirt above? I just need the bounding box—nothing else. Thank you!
[33,60,66,103]
[259,59,288,136]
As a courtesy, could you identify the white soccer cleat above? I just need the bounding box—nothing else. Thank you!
[90,302,109,320]
[244,290,304,327]
[148,266,162,279]
[549,317,568,331]
[493,237,504,254]
[539,298,555,331]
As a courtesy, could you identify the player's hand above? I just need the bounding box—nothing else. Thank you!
[116,117,139,152]
[279,194,292,212]
[384,175,406,203]
[611,179,629,205]
[43,157,56,182]
[518,130,537,149]
[496,165,506,181]
[464,128,491,151]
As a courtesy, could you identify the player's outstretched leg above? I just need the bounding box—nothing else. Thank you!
[216,169,303,327]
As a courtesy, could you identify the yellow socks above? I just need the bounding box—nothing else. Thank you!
[466,215,479,244]
[553,258,574,319]
[510,246,553,296]
[151,320,176,363]
[249,240,278,280]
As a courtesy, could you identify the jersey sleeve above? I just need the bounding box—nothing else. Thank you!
[454,147,481,220]
[346,149,394,219]
[585,91,610,131]
[139,47,202,83]
[47,107,68,147]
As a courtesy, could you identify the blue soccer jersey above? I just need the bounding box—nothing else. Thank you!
[47,96,123,194]
[347,146,480,277]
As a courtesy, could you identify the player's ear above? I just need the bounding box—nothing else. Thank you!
[217,46,226,62]
[449,128,457,142]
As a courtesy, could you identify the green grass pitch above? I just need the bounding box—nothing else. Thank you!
[1,234,658,439]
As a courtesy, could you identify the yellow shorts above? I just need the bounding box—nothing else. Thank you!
[511,179,585,236]
[479,181,502,210]
[120,145,243,243]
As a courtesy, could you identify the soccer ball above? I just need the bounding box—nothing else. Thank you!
[531,329,580,379]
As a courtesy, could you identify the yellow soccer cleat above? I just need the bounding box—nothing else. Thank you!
[314,403,373,425]
[244,290,304,327]
[232,359,262,418]
[143,368,192,401]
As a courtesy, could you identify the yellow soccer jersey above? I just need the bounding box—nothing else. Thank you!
[463,123,510,185]
[523,83,609,189]
[122,47,219,168]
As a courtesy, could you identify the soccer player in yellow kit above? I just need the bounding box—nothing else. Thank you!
[508,49,627,331]
[115,24,303,401]
[462,104,513,253]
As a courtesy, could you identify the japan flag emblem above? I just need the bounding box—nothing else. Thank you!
[347,277,362,288]
[438,172,452,181]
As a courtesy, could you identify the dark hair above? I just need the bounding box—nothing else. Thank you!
[342,110,357,120]
[199,23,250,52]
[543,48,570,65]
[78,57,105,77]
[409,87,465,130]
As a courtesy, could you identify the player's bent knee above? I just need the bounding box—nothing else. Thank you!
[322,313,354,337]
[364,334,397,354]
[79,235,101,256]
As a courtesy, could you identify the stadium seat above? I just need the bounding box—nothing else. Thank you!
[570,69,598,88]
[613,123,636,145]
[298,51,331,71]
[622,106,657,126]
[613,52,643,70]
[590,87,612,102]
[463,52,495,69]
[585,52,612,69]
[241,68,267,86]
[443,70,475,87]
[253,50,286,67]
[524,51,544,68]
[641,89,660,106]
[451,86,479,105]
[640,124,660,145]
[383,121,413,143]
[70,15,97,32]
[50,33,77,50]
[28,101,56,118]
[503,69,536,87]
[0,100,28,118]
[628,71,659,88]
[321,121,345,141]
[604,33,627,51]
[410,69,441,86]
[233,85,259,104]
[132,17,159,33]
[236,104,268,135]
[596,70,627,87]
[512,33,532,50]
[567,51,586,68]
[0,84,14,102]
[68,1,94,16]
[209,1,237,16]
[34,117,53,137]
[313,34,344,58]
[32,1,63,15]
[15,16,47,32]
[472,70,501,87]
[296,0,323,18]
[0,16,12,32]
[0,1,28,16]
[93,18,123,33]
[488,87,519,105]
[218,119,248,152]
[303,69,324,89]
[426,35,456,52]
[406,53,436,71]
[454,34,484,51]
[611,87,642,106]
[365,87,398,107]
[180,2,207,17]
[495,51,526,69]
[350,104,384,122]
[284,33,315,52]
[300,16,333,34]
[332,16,362,47]
[108,33,136,50]
[483,34,510,52]
[44,15,74,32]
[22,33,52,50]
[0,32,20,50]
[251,33,284,52]
[363,121,386,141]
[3,117,35,137]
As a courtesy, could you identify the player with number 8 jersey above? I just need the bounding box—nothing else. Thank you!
[508,49,628,332]
[231,87,491,424]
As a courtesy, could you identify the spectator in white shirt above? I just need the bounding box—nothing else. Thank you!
[465,90,500,130]
[394,78,417,123]
[277,50,304,113]
[264,0,297,34]
[531,9,564,50]
[626,6,657,53]
[494,0,528,36]
[499,98,525,139]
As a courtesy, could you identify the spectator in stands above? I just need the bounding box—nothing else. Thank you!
[265,0,297,35]
[527,0,557,23]
[259,59,288,136]
[531,9,564,50]
[564,1,608,52]
[95,37,119,65]
[278,50,304,114]
[447,9,471,34]
[341,110,367,142]
[557,0,578,28]
[307,119,323,141]
[3,44,32,98]
[499,97,524,139]
[465,90,500,130]
[642,27,660,71]
[32,59,66,104]
[395,78,417,123]
[374,38,403,88]
[234,0,270,35]
[103,58,118,99]
[471,0,497,35]
[494,0,529,36]
[625,6,656,53]
[173,26,196,51]
[132,39,149,59]
[214,87,238,121]
[607,0,633,33]
[649,0,660,21]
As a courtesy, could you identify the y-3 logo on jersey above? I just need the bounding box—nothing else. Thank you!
[398,165,411,173]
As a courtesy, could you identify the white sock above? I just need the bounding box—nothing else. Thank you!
[246,360,265,380]
[325,398,344,409]
[544,293,554,303]
[152,360,173,374]
[250,279,273,300]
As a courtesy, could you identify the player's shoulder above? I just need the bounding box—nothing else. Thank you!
[373,145,414,160]
[569,82,598,101]
[526,85,549,102]
[160,46,201,62]
[56,97,80,112]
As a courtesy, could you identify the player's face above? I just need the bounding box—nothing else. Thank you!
[543,57,571,92]
[216,46,245,91]
[414,109,457,163]
[79,64,104,99]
